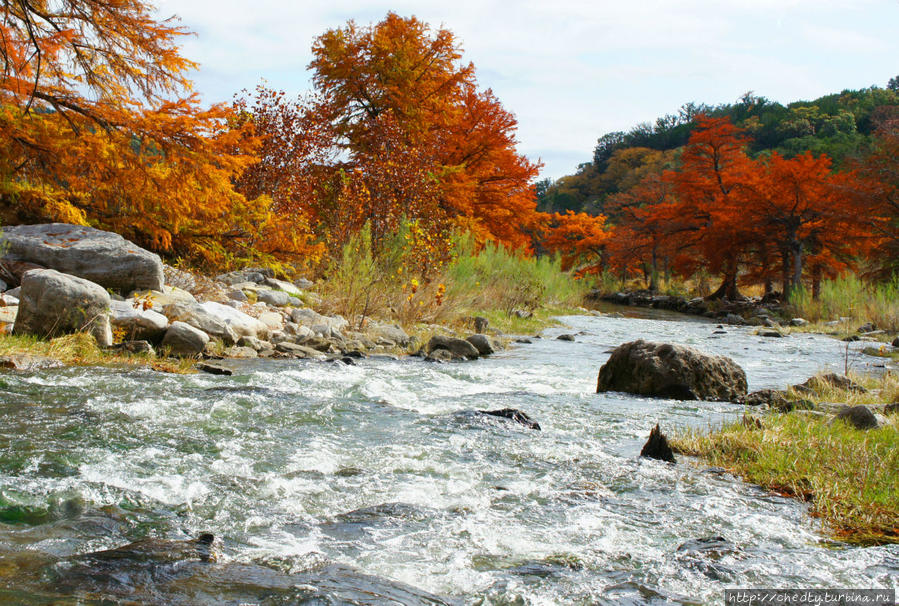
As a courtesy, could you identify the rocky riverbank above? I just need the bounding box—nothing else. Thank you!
[0,223,504,370]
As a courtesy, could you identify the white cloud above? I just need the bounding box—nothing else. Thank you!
[156,0,899,179]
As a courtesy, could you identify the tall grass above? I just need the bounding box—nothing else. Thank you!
[789,275,899,331]
[318,225,589,329]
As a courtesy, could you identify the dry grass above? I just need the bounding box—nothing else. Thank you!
[0,333,196,374]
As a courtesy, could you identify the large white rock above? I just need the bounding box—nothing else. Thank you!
[263,277,303,297]
[13,269,112,346]
[1,223,164,293]
[162,302,238,345]
[198,301,269,340]
[109,299,169,343]
[290,308,348,334]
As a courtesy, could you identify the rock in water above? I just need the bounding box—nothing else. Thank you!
[597,340,747,401]
[640,424,676,462]
[466,334,495,356]
[478,408,541,430]
[13,269,112,346]
[426,335,480,360]
[1,223,163,293]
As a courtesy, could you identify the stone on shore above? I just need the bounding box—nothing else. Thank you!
[832,405,881,430]
[198,301,269,341]
[161,321,209,357]
[13,269,112,346]
[161,302,239,345]
[1,223,163,292]
[109,299,168,343]
[597,340,747,401]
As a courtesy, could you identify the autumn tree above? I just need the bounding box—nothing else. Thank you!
[0,1,307,268]
[306,13,542,250]
[667,115,756,299]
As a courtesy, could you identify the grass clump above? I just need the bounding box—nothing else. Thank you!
[789,275,899,333]
[0,332,195,373]
[673,371,899,545]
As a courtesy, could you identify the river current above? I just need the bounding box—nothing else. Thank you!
[0,309,896,604]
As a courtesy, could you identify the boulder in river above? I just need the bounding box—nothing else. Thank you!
[466,334,496,356]
[426,335,480,360]
[597,340,747,401]
[640,424,676,462]
[13,269,112,346]
[1,223,164,292]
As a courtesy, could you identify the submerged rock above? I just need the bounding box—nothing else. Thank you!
[597,340,747,401]
[640,424,676,463]
[478,408,541,430]
[1,223,164,292]
[556,334,576,342]
[13,269,112,346]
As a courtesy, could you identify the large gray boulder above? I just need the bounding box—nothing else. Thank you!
[597,340,747,401]
[13,269,112,346]
[109,299,168,343]
[198,301,269,341]
[161,321,209,357]
[1,223,164,293]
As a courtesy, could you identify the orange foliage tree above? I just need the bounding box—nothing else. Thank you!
[0,1,309,268]
[305,13,542,253]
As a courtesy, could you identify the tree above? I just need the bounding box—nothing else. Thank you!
[888,75,899,92]
[307,13,541,250]
[0,1,315,268]
[668,115,756,299]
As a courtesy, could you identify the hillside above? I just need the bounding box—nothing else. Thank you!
[537,81,899,218]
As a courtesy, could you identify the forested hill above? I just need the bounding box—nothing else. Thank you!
[537,79,899,216]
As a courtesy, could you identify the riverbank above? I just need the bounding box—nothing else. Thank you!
[672,372,899,546]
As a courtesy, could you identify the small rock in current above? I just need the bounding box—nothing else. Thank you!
[640,423,676,463]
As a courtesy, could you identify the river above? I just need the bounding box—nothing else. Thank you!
[0,308,896,604]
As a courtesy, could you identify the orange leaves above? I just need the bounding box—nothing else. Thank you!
[542,211,611,273]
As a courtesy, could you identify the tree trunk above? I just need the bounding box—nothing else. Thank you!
[648,247,659,292]
[811,265,822,299]
[706,272,740,300]
[791,239,803,297]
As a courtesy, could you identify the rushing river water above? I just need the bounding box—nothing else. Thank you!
[0,309,897,605]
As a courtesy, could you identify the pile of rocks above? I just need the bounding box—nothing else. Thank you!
[0,223,502,364]
[0,224,365,360]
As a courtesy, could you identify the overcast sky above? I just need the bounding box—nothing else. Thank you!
[156,0,899,180]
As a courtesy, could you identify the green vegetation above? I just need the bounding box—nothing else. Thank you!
[673,373,899,545]
[319,224,588,331]
[788,275,899,333]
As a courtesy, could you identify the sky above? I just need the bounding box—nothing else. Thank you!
[155,0,899,181]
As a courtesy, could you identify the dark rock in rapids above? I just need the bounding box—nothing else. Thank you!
[597,340,747,402]
[478,408,541,430]
[556,334,576,342]
[640,424,675,463]
[197,362,233,376]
